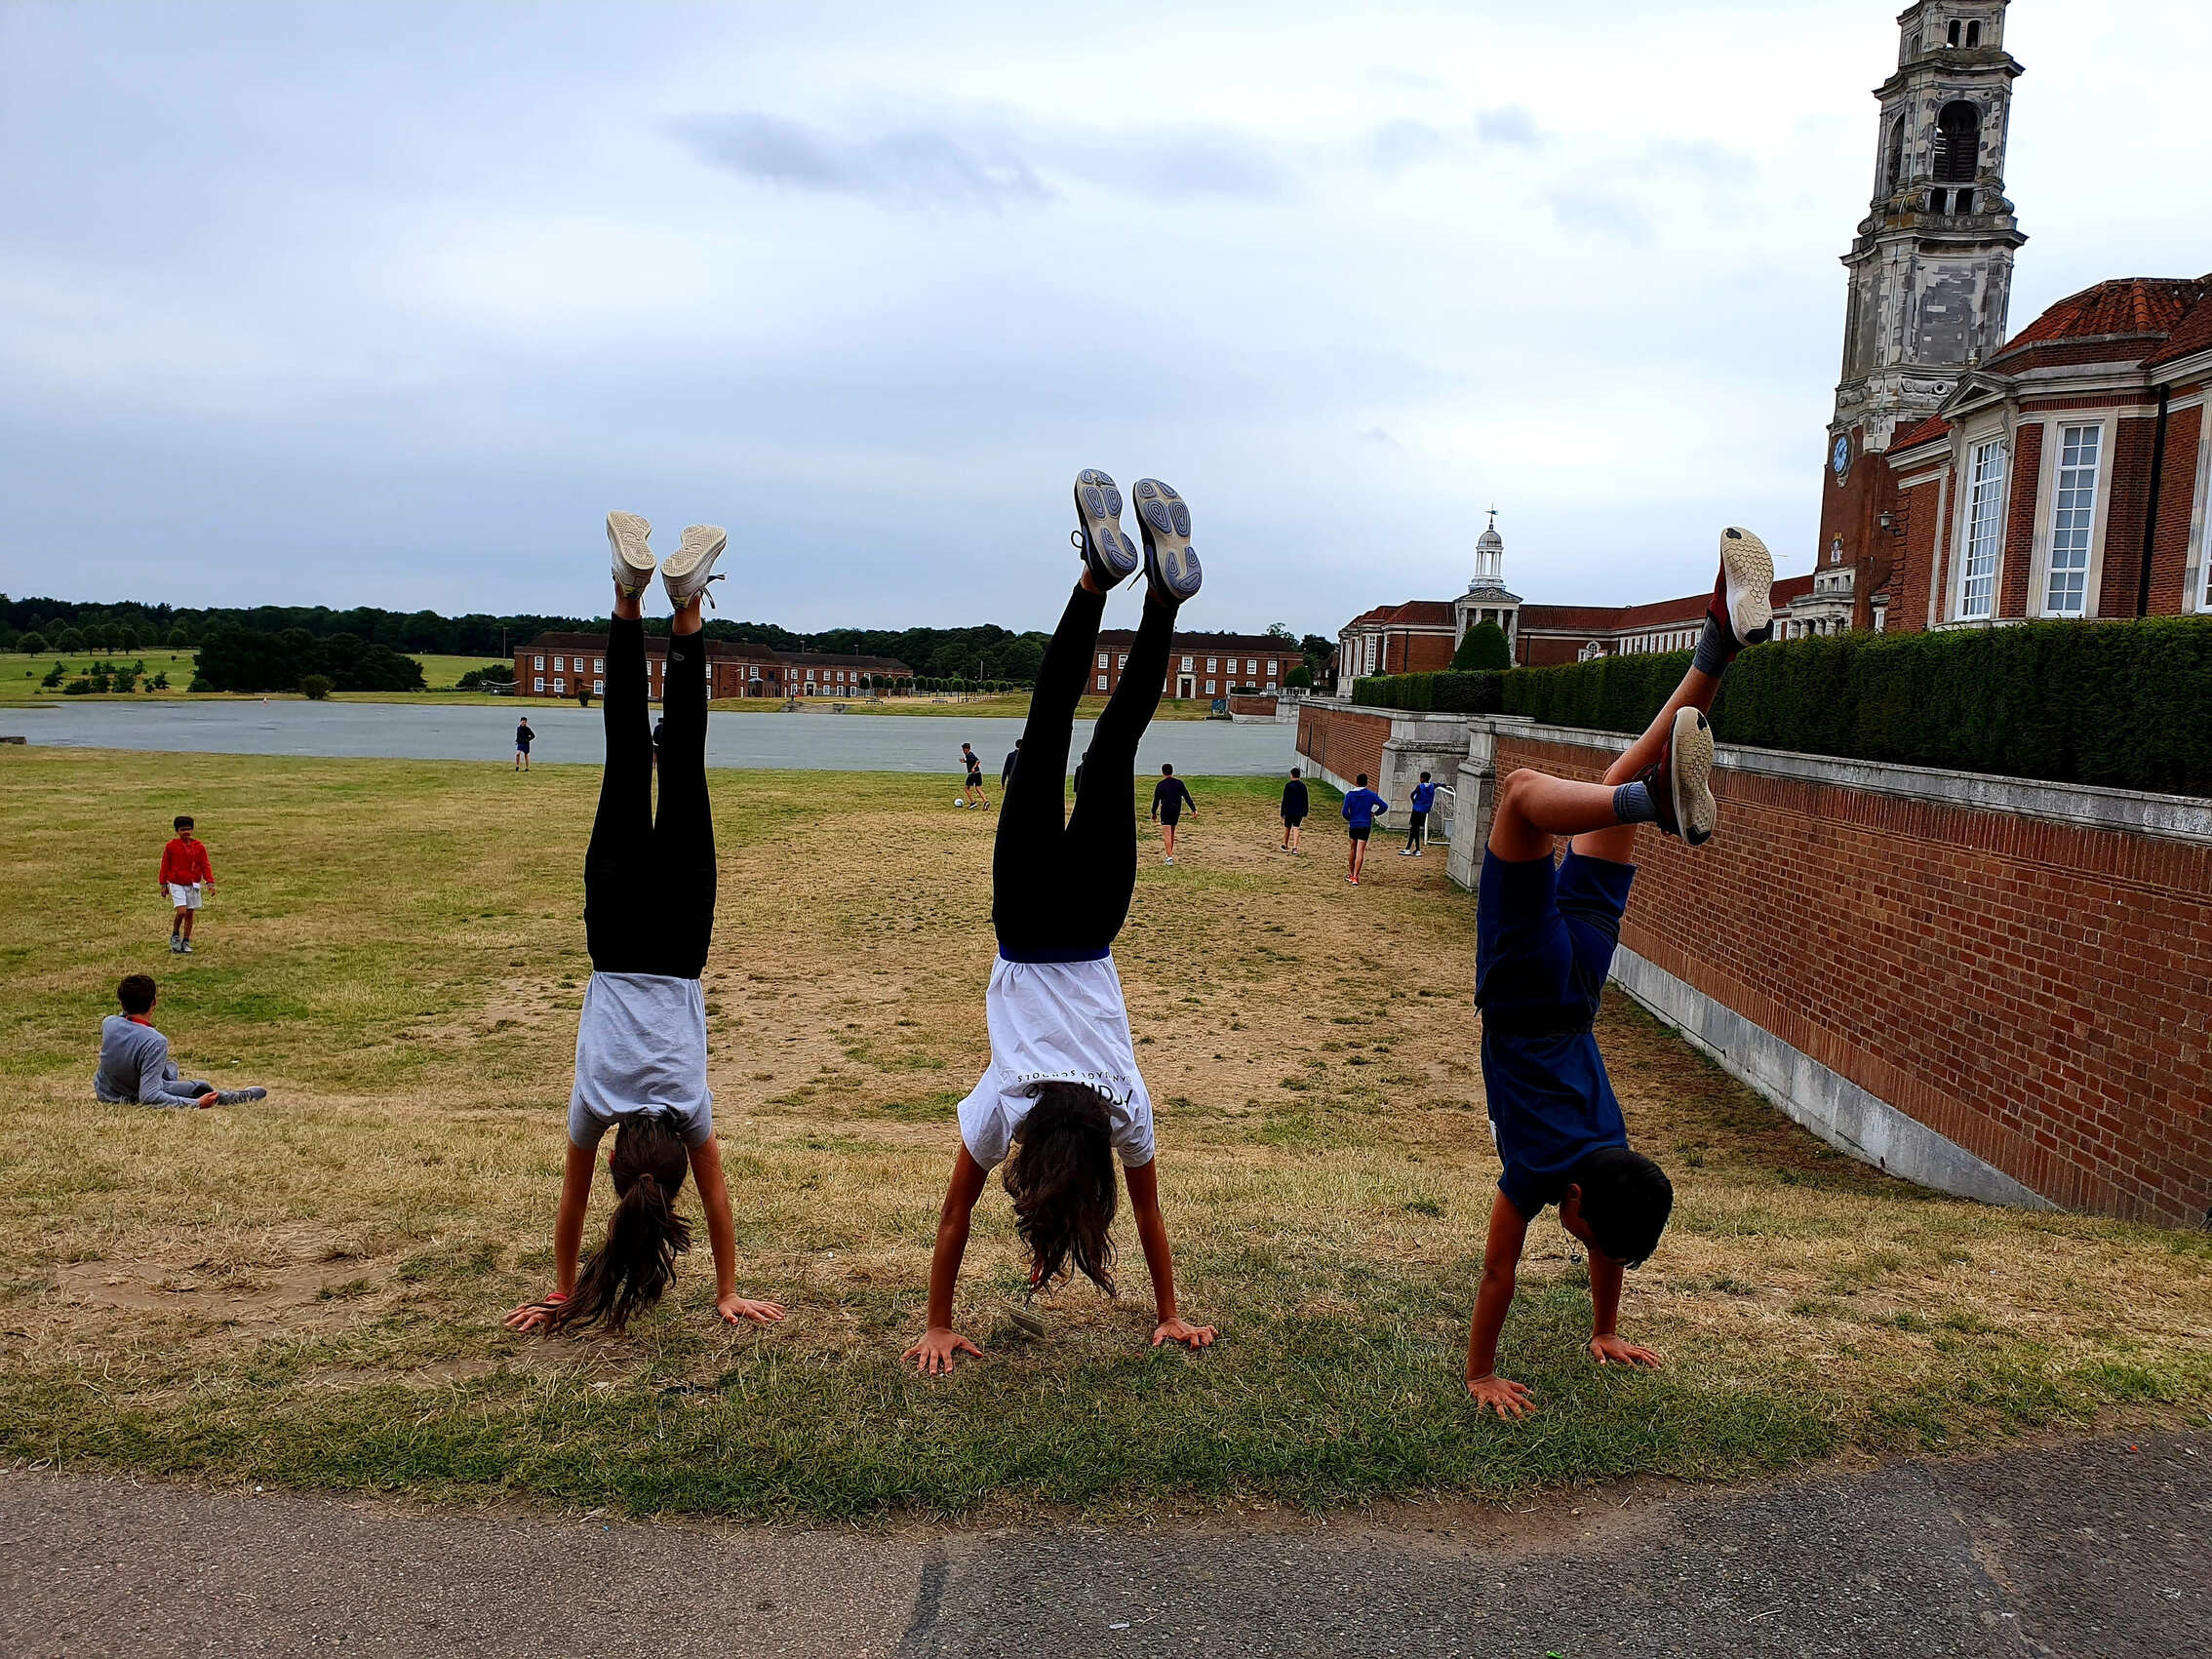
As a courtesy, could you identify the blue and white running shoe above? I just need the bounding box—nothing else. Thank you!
[1071,468,1139,588]
[1132,478,1202,606]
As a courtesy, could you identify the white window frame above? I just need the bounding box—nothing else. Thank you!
[533,676,544,691]
[553,655,565,672]
[553,677,565,693]
[1267,658,1279,675]
[1955,434,2008,620]
[594,657,604,673]
[1206,657,1218,672]
[1204,679,1216,695]
[2037,420,2107,616]
[1097,652,1108,668]
[533,655,544,671]
[1180,655,1194,671]
[1096,673,1108,691]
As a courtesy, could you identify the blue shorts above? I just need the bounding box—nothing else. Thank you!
[1475,849,1636,1032]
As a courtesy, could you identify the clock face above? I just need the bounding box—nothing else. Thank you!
[1832,434,1852,478]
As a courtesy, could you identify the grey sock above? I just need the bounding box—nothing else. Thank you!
[1612,780,1659,824]
[1691,614,1733,678]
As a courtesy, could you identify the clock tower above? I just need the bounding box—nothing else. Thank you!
[1818,1,2025,627]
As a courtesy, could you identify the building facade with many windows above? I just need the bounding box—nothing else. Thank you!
[1091,630,1297,700]
[514,633,913,702]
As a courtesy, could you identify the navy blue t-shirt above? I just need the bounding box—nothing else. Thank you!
[1410,780,1437,813]
[1475,849,1635,1218]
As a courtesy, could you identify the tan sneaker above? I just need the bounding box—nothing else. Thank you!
[607,512,655,598]
[661,524,728,609]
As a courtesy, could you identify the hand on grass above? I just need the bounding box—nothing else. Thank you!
[1467,1374,1535,1419]
[501,1299,561,1334]
[196,1092,218,1109]
[1587,1333,1662,1368]
[901,1326,983,1375]
[1152,1317,1216,1350]
[717,1292,785,1326]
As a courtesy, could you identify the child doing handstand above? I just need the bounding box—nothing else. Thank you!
[506,513,784,1337]
[1463,526,1773,1418]
[902,470,1217,1373]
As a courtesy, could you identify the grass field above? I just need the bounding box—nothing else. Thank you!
[2,749,2205,1522]
[0,652,507,702]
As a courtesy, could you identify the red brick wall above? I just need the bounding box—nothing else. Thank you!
[1228,693,1279,717]
[1996,422,2043,617]
[2148,402,2203,615]
[2096,415,2161,617]
[1295,705,1390,790]
[1889,472,1945,632]
[1385,631,1457,674]
[1496,733,2212,1225]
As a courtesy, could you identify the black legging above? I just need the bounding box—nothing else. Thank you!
[993,582,1176,956]
[583,617,715,977]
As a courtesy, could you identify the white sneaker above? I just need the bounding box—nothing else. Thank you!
[1164,855,1175,865]
[1716,526,1775,646]
[607,511,655,598]
[661,524,728,610]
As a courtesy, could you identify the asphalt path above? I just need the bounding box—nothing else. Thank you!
[5,1431,2205,1658]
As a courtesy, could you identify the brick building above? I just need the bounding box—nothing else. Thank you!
[514,633,912,702]
[1334,2,2212,678]
[1092,629,1297,700]
[1862,277,2212,629]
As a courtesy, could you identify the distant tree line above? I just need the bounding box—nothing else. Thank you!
[191,628,426,694]
[1,596,1337,691]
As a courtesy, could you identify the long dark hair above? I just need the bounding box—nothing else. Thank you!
[1003,1083,1119,1295]
[539,1111,693,1334]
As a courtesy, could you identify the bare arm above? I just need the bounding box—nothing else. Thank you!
[503,1140,595,1330]
[1125,1156,1215,1350]
[691,1137,784,1325]
[901,1144,990,1373]
[1584,1244,1661,1369]
[1465,1189,1535,1417]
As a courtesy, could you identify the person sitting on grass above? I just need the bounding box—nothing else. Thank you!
[1340,773,1389,885]
[1462,525,1773,1419]
[505,512,784,1338]
[903,469,1218,1374]
[158,814,214,954]
[95,974,266,1108]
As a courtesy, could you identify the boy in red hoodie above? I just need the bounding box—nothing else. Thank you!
[158,815,215,954]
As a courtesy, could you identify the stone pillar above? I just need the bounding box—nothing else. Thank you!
[1445,716,1531,890]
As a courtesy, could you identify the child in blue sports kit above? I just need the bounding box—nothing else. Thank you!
[1463,527,1774,1419]
[1340,773,1389,885]
[1400,770,1438,856]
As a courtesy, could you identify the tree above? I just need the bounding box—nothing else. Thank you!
[300,674,334,700]
[1266,622,1295,640]
[167,626,193,649]
[1285,664,1314,690]
[54,627,84,654]
[19,631,45,655]
[1452,620,1512,671]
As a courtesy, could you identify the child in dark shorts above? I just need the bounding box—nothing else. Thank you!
[1463,526,1773,1419]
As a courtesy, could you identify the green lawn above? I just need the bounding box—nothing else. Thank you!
[2,749,2204,1521]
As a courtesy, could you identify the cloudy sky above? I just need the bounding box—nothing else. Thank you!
[3,1,2206,637]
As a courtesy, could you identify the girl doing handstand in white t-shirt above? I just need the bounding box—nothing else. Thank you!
[903,472,1218,1373]
[505,514,784,1337]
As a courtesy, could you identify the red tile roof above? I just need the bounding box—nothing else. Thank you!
[1384,600,1457,626]
[1994,277,2210,363]
[1887,415,1953,453]
[1521,574,1815,639]
[2146,281,2212,370]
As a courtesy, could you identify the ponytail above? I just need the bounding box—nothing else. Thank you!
[538,1113,693,1334]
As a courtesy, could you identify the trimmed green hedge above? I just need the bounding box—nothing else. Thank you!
[1352,617,2212,796]
[1350,670,1503,713]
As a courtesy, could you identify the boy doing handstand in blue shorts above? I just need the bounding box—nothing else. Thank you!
[1464,527,1773,1418]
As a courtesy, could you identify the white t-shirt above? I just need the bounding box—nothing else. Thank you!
[569,972,714,1150]
[956,954,1155,1170]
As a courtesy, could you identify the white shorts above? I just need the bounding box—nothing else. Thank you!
[168,883,203,909]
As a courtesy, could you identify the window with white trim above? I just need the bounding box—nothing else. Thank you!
[595,657,604,673]
[1180,655,1193,670]
[1096,674,1108,691]
[1097,652,1107,668]
[1204,679,1215,694]
[2044,424,2101,614]
[1206,657,1217,672]
[1958,437,2007,618]
[533,655,544,670]
[553,655,565,672]
[1267,658,1279,675]
[593,679,604,693]
[1118,654,1128,668]
[533,676,544,691]
[553,677,565,692]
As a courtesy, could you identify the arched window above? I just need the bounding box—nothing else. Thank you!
[1883,114,1907,193]
[1947,20,1961,48]
[1966,20,1982,48]
[1934,101,1980,182]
